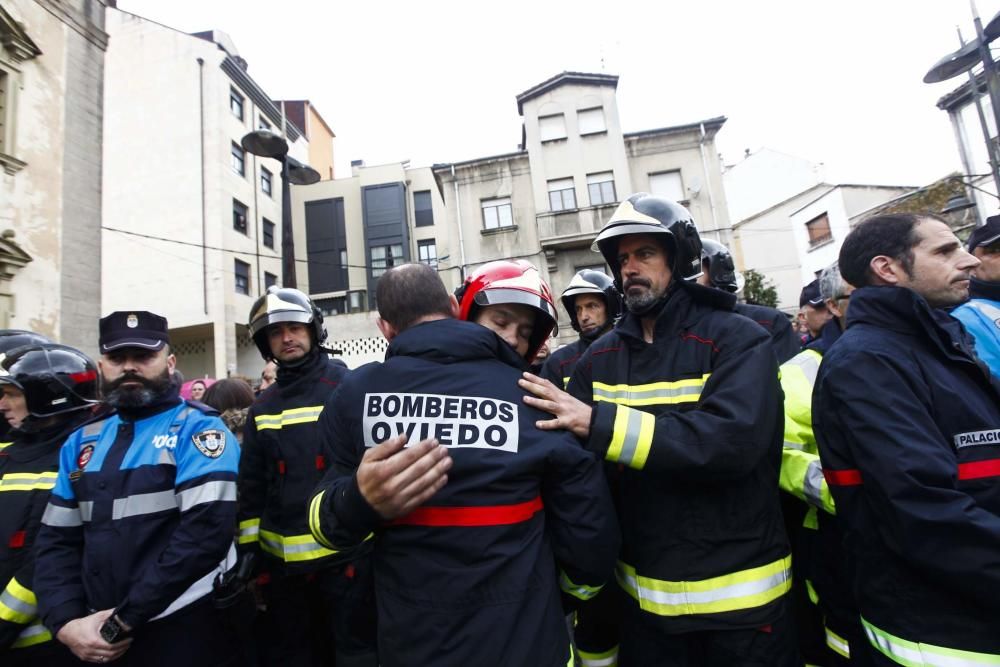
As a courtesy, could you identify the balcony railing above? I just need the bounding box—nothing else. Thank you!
[536,203,618,249]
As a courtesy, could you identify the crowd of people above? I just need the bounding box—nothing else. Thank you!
[0,192,996,667]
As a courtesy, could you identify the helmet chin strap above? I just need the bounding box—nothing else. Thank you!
[627,281,679,319]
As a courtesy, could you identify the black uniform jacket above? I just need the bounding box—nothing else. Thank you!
[814,286,1000,658]
[567,283,790,633]
[310,319,619,667]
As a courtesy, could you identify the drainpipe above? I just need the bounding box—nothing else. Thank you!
[197,57,208,314]
[699,122,721,240]
[451,164,468,280]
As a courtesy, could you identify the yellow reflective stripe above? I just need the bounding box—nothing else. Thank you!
[11,620,51,648]
[254,405,325,430]
[0,471,58,492]
[559,570,603,601]
[562,377,570,389]
[309,491,337,550]
[0,577,37,624]
[577,646,619,667]
[237,517,260,545]
[805,578,819,605]
[259,528,340,562]
[862,617,1000,666]
[0,441,11,450]
[826,626,851,659]
[607,405,654,469]
[593,373,710,406]
[616,555,792,617]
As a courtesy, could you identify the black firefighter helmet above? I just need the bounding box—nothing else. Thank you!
[593,193,703,291]
[700,238,740,293]
[560,269,623,334]
[248,286,327,361]
[0,343,99,423]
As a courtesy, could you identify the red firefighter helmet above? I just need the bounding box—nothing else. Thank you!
[455,260,558,362]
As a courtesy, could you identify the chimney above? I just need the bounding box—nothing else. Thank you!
[351,159,365,177]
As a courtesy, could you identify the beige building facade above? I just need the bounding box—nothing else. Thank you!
[102,9,320,381]
[295,72,733,365]
[0,0,108,356]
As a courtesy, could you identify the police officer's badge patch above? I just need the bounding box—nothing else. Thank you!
[77,444,94,470]
[192,430,226,458]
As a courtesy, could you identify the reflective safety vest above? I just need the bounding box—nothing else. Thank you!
[567,284,791,633]
[238,352,352,574]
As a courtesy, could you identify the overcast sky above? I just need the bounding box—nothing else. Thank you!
[117,1,1000,188]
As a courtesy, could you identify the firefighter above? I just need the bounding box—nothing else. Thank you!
[540,269,622,388]
[521,193,797,666]
[779,262,858,664]
[0,343,99,666]
[33,311,241,666]
[309,262,619,666]
[697,238,799,364]
[239,286,376,667]
[0,331,52,445]
[814,213,1000,664]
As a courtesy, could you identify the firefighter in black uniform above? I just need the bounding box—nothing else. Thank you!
[0,331,52,446]
[698,238,799,365]
[309,262,619,667]
[239,286,376,667]
[522,194,796,666]
[540,269,622,388]
[0,343,99,666]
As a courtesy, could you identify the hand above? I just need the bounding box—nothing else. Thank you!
[357,435,452,520]
[56,609,132,663]
[519,372,592,438]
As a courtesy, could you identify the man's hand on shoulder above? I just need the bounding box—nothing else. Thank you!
[519,372,592,438]
[56,609,132,663]
[357,435,452,520]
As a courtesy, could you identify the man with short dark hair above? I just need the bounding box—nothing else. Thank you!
[951,214,1000,377]
[34,311,242,666]
[798,279,832,345]
[309,262,618,667]
[814,213,1000,664]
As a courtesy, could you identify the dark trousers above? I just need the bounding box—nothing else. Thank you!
[255,562,377,667]
[618,596,800,667]
[113,595,241,667]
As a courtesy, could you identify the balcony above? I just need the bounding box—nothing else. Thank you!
[536,203,618,250]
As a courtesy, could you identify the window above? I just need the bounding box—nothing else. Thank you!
[348,290,366,313]
[262,219,275,248]
[587,172,616,205]
[414,190,434,227]
[805,213,833,247]
[259,116,271,132]
[548,178,576,212]
[418,239,438,267]
[539,114,566,142]
[233,199,248,235]
[370,244,404,278]
[482,197,514,230]
[264,272,278,289]
[315,296,346,316]
[230,88,244,120]
[234,259,250,295]
[261,167,273,197]
[231,142,245,177]
[648,171,685,202]
[340,249,348,268]
[578,107,606,135]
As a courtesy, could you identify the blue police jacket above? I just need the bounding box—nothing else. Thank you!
[34,389,240,635]
[814,286,1000,662]
[310,318,619,667]
[951,277,1000,378]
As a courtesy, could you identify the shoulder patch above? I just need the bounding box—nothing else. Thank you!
[192,429,227,458]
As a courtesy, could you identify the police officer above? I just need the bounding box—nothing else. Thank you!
[698,238,799,364]
[0,343,99,666]
[239,286,376,667]
[33,311,241,666]
[798,279,832,346]
[540,269,622,388]
[522,194,797,666]
[309,262,618,667]
[779,262,858,664]
[951,214,1000,377]
[814,213,1000,664]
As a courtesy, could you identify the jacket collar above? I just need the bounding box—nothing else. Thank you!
[968,277,1000,303]
[387,318,527,369]
[616,280,736,343]
[276,346,326,385]
[4,412,92,462]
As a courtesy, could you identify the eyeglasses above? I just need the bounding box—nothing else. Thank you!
[834,293,852,301]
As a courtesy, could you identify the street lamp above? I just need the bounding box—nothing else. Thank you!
[924,4,1000,212]
[241,129,321,288]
